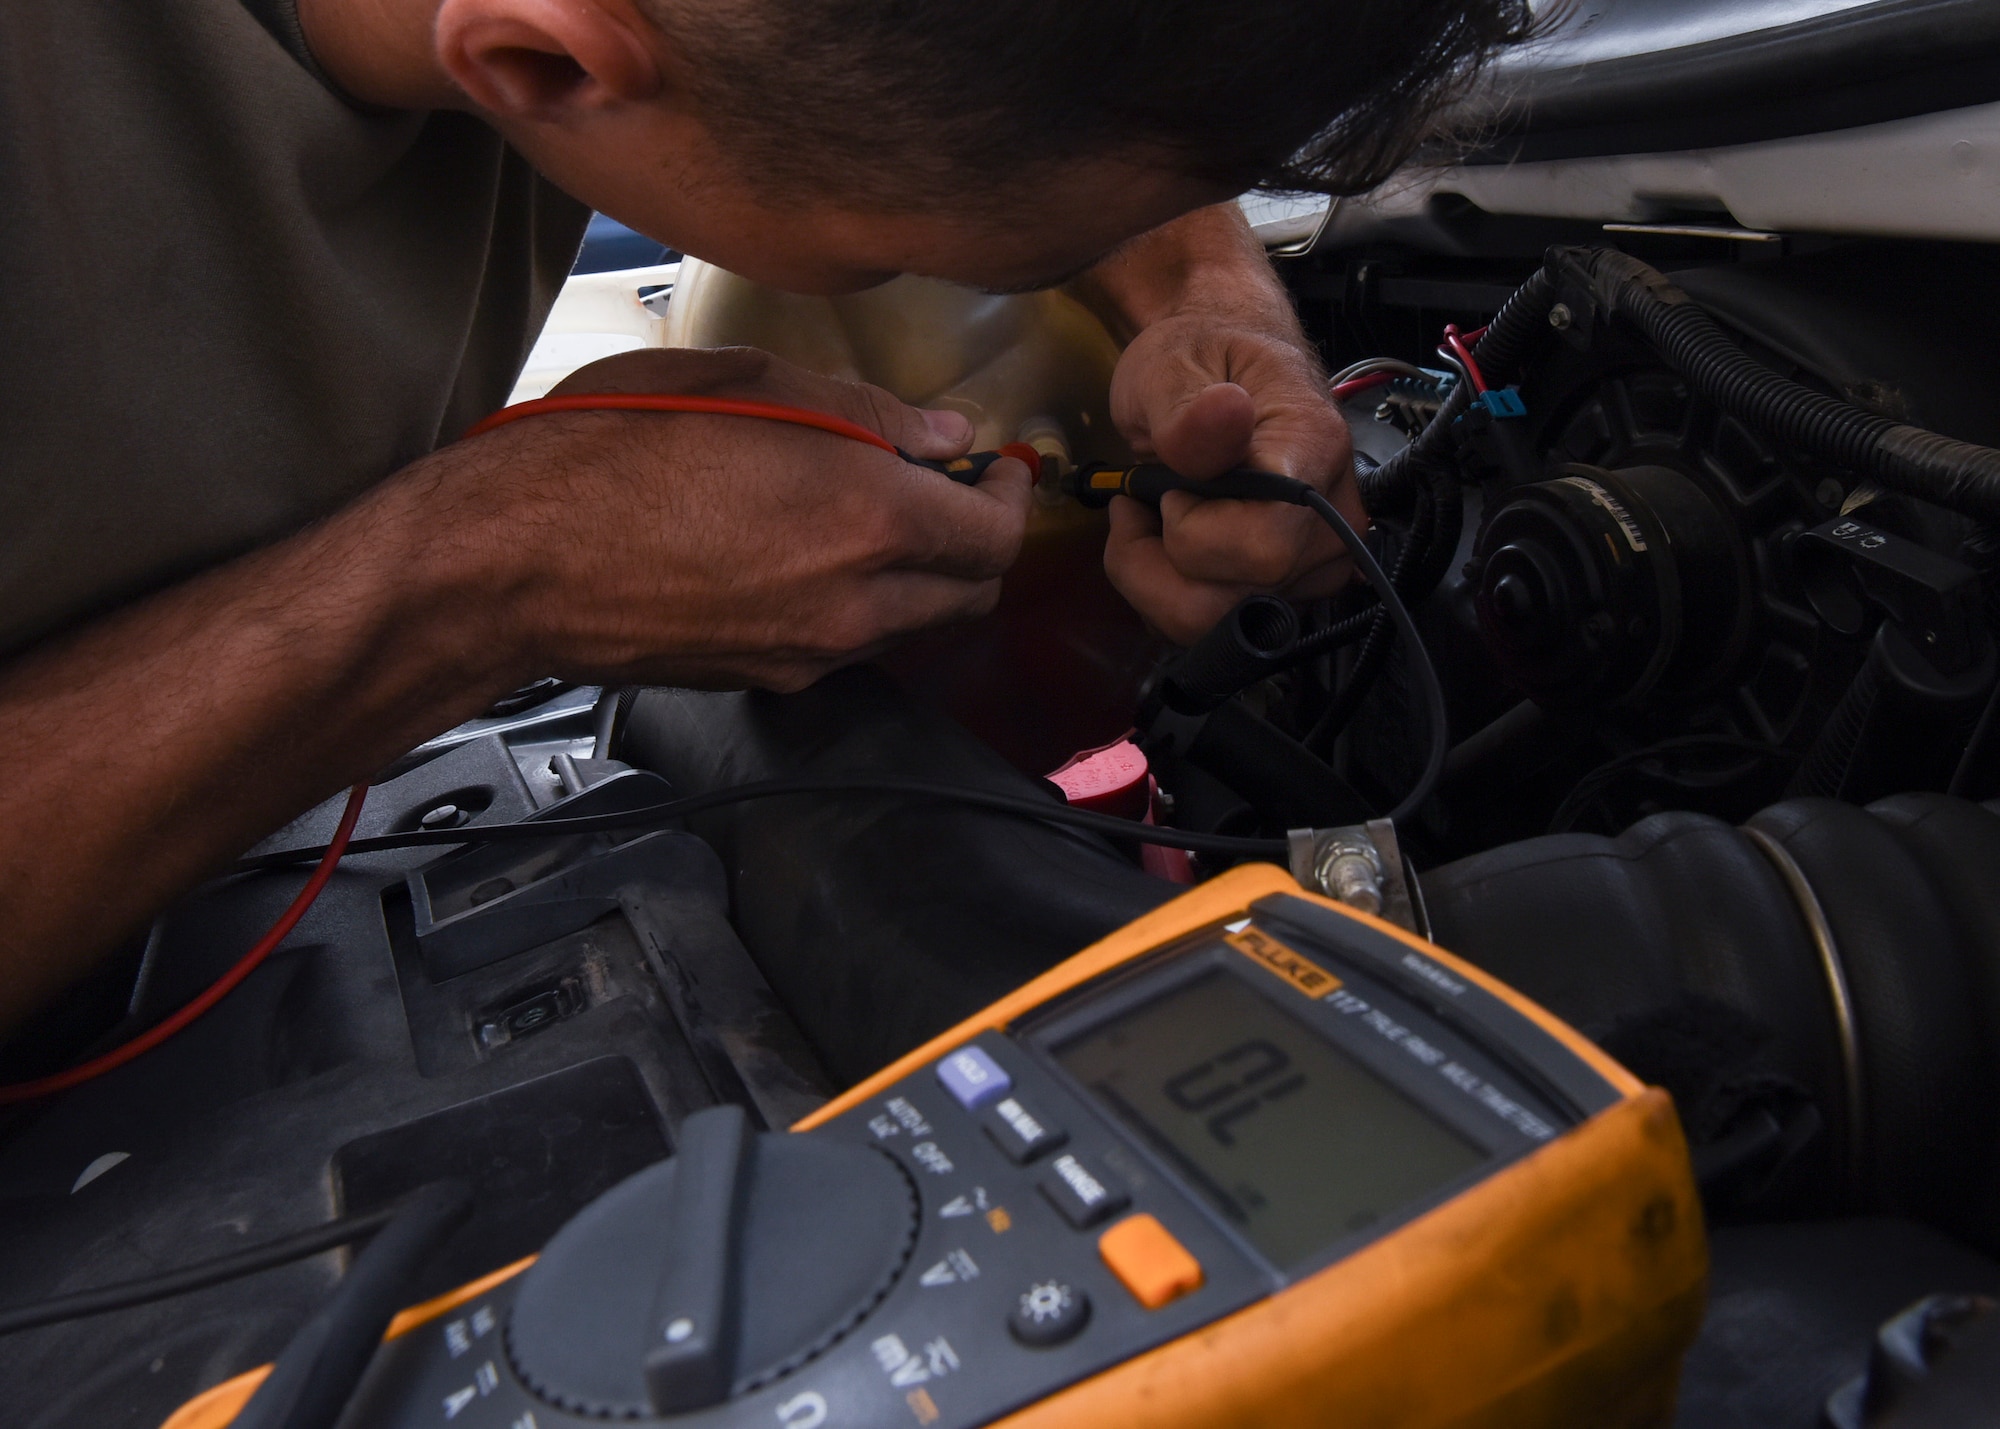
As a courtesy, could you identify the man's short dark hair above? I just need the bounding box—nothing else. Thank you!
[652,0,1534,210]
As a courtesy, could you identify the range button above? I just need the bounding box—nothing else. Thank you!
[981,1096,1067,1164]
[1038,1153,1129,1229]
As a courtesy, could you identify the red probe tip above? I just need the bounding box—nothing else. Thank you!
[998,443,1043,481]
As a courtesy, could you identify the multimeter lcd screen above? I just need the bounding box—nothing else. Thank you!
[1057,968,1483,1268]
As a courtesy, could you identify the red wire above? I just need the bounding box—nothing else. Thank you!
[0,396,915,1107]
[1330,372,1395,402]
[1441,323,1490,393]
[0,391,962,1108]
[464,394,901,455]
[0,784,370,1106]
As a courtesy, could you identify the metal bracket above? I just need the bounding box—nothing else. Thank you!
[409,766,679,979]
[1286,820,1428,938]
[1796,515,1986,675]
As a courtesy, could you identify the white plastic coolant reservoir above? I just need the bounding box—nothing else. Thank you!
[661,260,1131,473]
[661,261,1155,772]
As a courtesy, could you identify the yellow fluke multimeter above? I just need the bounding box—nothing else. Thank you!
[168,865,1706,1429]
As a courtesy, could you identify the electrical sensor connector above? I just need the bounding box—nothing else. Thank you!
[1476,390,1527,418]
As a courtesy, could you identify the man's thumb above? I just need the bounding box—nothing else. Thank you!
[1151,381,1259,480]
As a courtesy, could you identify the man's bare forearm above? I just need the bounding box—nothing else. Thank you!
[0,347,1035,1035]
[1072,202,1310,347]
[0,452,524,1032]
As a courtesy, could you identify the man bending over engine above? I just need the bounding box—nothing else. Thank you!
[0,0,1527,1027]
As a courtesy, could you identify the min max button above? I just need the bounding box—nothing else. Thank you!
[936,1045,1011,1110]
[982,1096,1067,1164]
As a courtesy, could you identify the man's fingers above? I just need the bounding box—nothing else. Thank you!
[1106,486,1360,644]
[1104,498,1259,645]
[1157,488,1349,588]
[1150,381,1260,479]
[884,455,1032,580]
[1110,329,1259,479]
[910,407,977,461]
[867,570,1009,639]
[738,357,971,462]
[820,380,974,462]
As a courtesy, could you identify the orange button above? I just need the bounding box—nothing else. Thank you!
[1098,1213,1204,1309]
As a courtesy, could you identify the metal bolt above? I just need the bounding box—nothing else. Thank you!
[1310,835,1384,914]
[1548,303,1574,330]
[1322,852,1383,914]
[666,1318,695,1343]
[419,803,464,830]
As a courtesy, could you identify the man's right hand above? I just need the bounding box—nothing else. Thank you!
[0,344,1031,1030]
[421,346,1033,693]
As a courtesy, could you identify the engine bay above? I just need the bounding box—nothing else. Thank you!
[11,188,2000,1429]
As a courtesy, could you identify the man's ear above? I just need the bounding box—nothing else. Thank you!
[435,0,665,120]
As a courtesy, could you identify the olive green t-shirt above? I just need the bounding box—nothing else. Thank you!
[0,0,590,656]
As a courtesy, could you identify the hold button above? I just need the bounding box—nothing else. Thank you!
[936,1046,1010,1110]
[1099,1214,1204,1310]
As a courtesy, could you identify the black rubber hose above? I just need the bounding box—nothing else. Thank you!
[1184,700,1375,827]
[1160,594,1302,713]
[1421,792,2000,1240]
[1788,656,1885,800]
[231,1180,472,1429]
[1556,246,2000,520]
[237,775,1290,869]
[0,1206,401,1337]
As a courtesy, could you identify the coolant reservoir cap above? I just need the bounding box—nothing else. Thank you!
[1047,739,1151,819]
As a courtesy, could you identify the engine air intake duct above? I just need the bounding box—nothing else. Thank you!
[1422,793,2000,1251]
